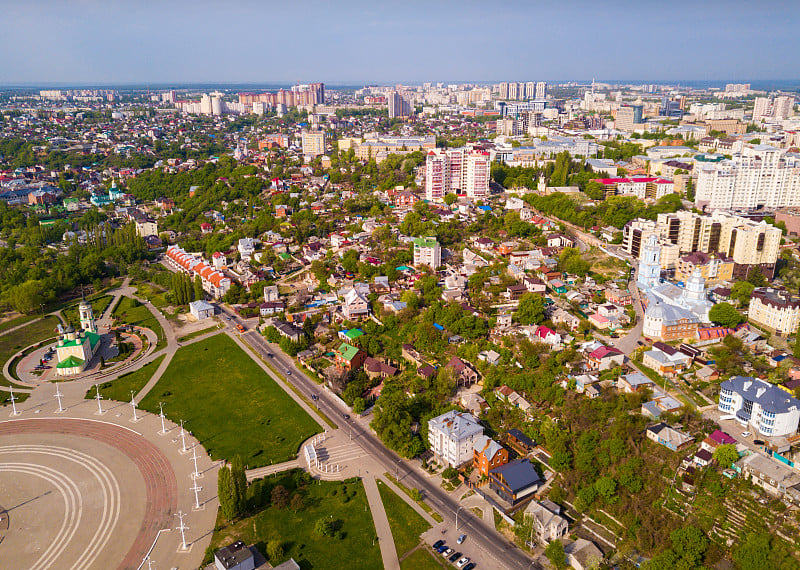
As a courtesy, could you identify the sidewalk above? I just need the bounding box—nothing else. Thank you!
[363,474,400,570]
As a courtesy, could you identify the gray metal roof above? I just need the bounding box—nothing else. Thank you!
[721,376,800,414]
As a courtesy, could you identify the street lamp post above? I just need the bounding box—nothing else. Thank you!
[455,506,464,530]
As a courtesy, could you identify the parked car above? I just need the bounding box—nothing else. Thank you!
[442,548,454,558]
[457,557,470,568]
[463,563,475,570]
[449,552,461,563]
[457,534,466,544]
[433,540,444,550]
[436,544,448,553]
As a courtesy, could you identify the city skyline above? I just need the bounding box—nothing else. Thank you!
[2,0,799,85]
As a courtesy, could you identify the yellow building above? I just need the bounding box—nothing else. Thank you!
[675,252,734,285]
[749,288,800,336]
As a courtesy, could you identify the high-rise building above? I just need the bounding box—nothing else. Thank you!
[695,147,800,213]
[498,82,510,100]
[508,82,519,100]
[774,96,795,119]
[524,82,536,99]
[413,237,441,269]
[301,130,327,157]
[388,91,412,118]
[623,210,783,278]
[615,104,643,131]
[425,147,490,201]
[535,81,547,99]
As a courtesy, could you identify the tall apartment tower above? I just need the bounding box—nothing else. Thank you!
[525,82,536,99]
[301,130,327,157]
[425,147,490,201]
[388,91,411,118]
[535,81,547,99]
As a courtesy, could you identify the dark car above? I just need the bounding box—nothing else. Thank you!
[433,540,444,550]
[343,414,350,420]
[463,563,476,570]
[436,544,448,553]
[449,551,461,563]
[311,394,318,400]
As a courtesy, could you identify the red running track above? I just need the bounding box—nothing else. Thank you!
[0,418,178,570]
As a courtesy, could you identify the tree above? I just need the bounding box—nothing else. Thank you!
[194,275,204,301]
[444,193,457,206]
[290,492,305,513]
[231,455,247,515]
[712,443,739,467]
[315,517,335,537]
[545,539,567,569]
[731,281,755,307]
[271,485,289,509]
[708,303,745,327]
[352,397,366,414]
[747,267,767,287]
[217,466,237,520]
[670,526,708,568]
[515,293,545,325]
[442,466,458,480]
[595,476,618,504]
[266,539,284,561]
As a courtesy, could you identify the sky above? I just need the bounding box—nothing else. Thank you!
[1,0,799,86]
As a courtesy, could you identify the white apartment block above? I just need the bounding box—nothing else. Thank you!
[719,376,800,437]
[413,237,441,269]
[695,146,800,211]
[748,288,800,336]
[428,411,484,467]
[424,147,490,201]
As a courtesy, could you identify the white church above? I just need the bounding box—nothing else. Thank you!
[55,297,102,376]
[637,235,713,341]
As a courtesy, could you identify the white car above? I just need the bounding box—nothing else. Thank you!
[741,431,751,438]
[457,557,470,568]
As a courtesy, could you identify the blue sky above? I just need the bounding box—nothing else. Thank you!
[1,0,798,85]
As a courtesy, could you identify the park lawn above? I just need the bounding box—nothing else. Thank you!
[177,324,221,343]
[85,355,166,402]
[377,479,432,558]
[138,334,321,467]
[62,295,113,327]
[210,473,381,570]
[400,547,446,570]
[0,389,31,407]
[113,297,167,351]
[135,283,170,309]
[0,316,60,388]
[0,314,38,334]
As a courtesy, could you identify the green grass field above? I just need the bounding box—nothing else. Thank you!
[210,472,381,570]
[62,295,113,328]
[0,316,60,388]
[0,314,38,334]
[138,334,321,466]
[177,324,220,343]
[400,547,445,570]
[113,297,167,351]
[377,478,432,558]
[0,389,31,407]
[85,354,166,402]
[135,283,170,309]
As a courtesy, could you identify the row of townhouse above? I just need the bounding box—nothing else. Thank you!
[164,245,232,299]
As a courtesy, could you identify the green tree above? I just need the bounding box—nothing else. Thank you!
[708,303,745,327]
[712,443,739,467]
[595,476,618,504]
[733,533,770,570]
[747,268,767,287]
[731,281,755,307]
[545,539,567,569]
[217,466,237,520]
[271,485,289,509]
[231,455,247,515]
[315,517,335,537]
[290,492,305,513]
[670,526,708,568]
[266,539,284,561]
[515,293,545,325]
[444,193,457,206]
[194,275,204,301]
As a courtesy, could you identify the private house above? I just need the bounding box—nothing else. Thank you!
[564,539,604,570]
[646,423,693,452]
[214,540,255,570]
[334,343,367,371]
[342,288,370,320]
[642,346,690,376]
[642,393,683,419]
[259,301,285,316]
[586,345,625,371]
[428,411,485,468]
[273,320,304,342]
[488,458,542,506]
[719,376,800,437]
[700,430,737,454]
[460,392,488,415]
[524,500,569,545]
[739,452,800,500]
[401,344,424,367]
[189,299,215,320]
[363,356,398,380]
[618,372,654,393]
[445,356,479,386]
[473,435,509,477]
[495,386,532,413]
[505,428,535,455]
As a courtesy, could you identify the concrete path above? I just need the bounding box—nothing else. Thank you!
[0,316,42,338]
[246,459,301,482]
[363,474,401,570]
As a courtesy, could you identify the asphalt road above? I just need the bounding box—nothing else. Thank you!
[219,306,536,570]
